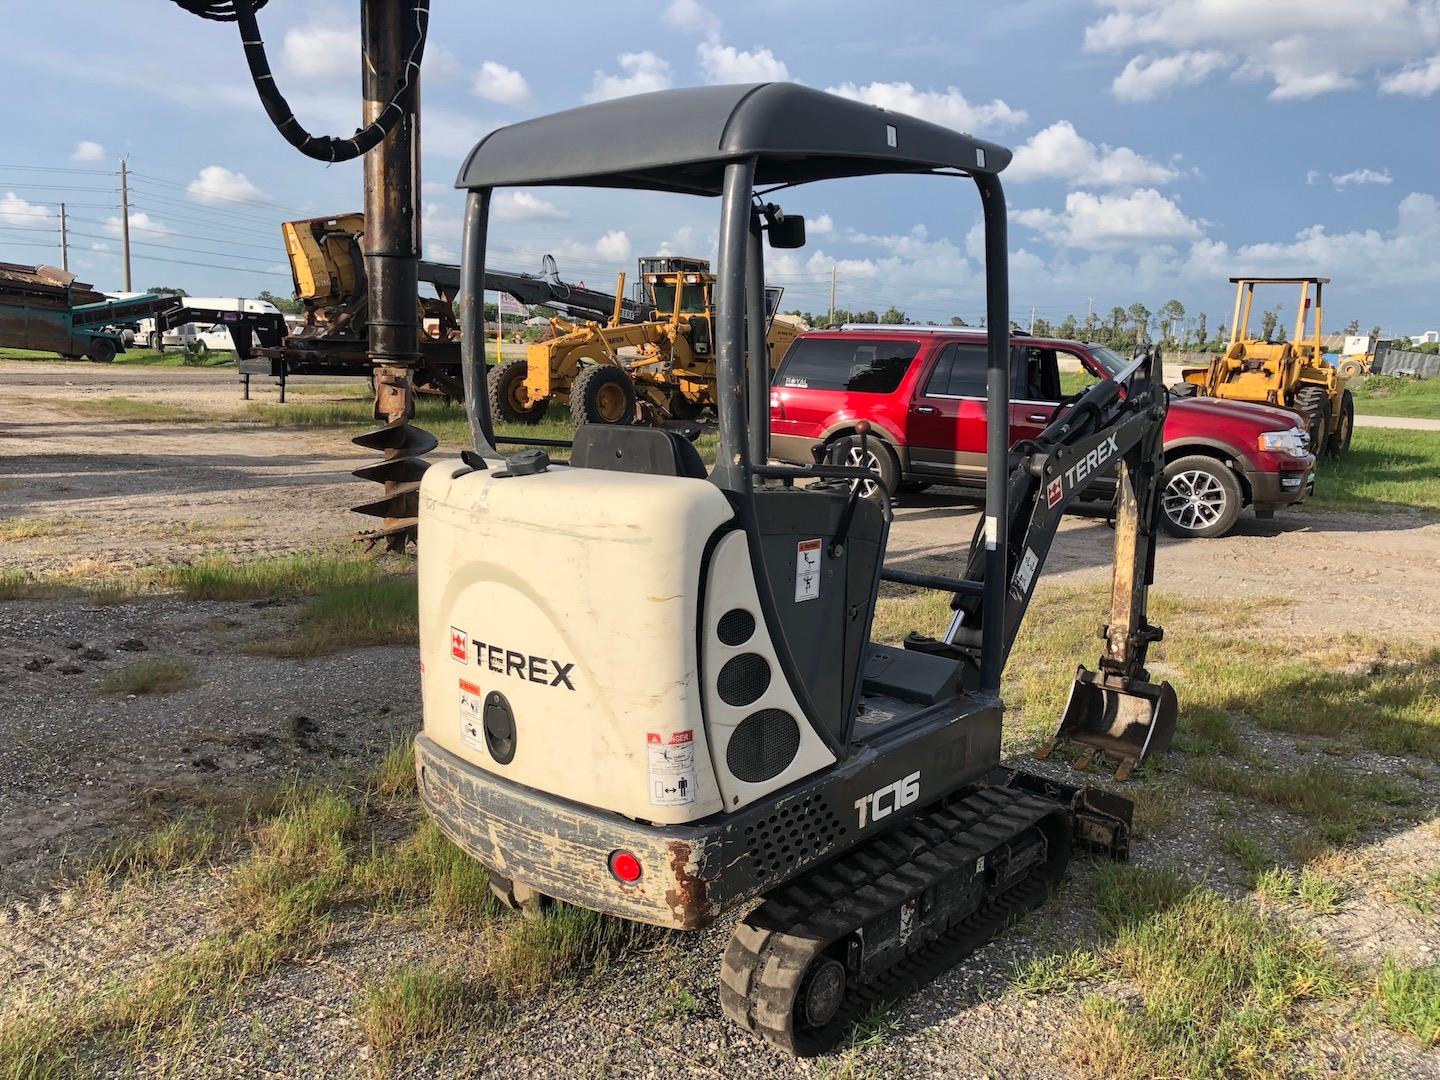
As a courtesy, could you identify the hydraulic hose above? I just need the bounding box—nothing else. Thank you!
[169,0,430,163]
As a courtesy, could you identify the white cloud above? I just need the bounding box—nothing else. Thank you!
[425,241,457,263]
[1306,170,1321,185]
[585,52,672,103]
[1111,50,1227,101]
[1331,167,1393,188]
[282,17,358,81]
[824,81,1027,131]
[0,192,52,227]
[1013,189,1203,246]
[663,0,720,35]
[808,214,834,236]
[493,191,568,221]
[697,42,789,83]
[471,60,531,106]
[1381,55,1440,96]
[105,210,172,237]
[70,140,105,162]
[1084,0,1440,101]
[595,230,632,261]
[186,166,267,205]
[1007,121,1180,187]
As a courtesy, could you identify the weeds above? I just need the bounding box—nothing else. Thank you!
[101,814,220,880]
[1254,866,1347,914]
[250,575,417,657]
[1378,869,1440,915]
[361,964,498,1071]
[1186,760,1419,841]
[488,903,656,996]
[352,820,496,928]
[0,516,77,541]
[1376,959,1440,1045]
[99,657,197,696]
[373,739,418,799]
[169,552,396,601]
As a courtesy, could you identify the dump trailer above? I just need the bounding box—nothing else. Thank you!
[490,253,800,426]
[1178,277,1355,457]
[412,83,1178,1056]
[0,263,167,363]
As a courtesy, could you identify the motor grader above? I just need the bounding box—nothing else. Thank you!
[488,254,800,427]
[414,82,1179,1056]
[1177,276,1355,457]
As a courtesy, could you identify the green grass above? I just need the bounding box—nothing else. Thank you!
[1186,760,1419,842]
[249,574,418,657]
[1039,865,1351,1078]
[0,515,78,541]
[486,902,657,997]
[100,814,220,880]
[169,552,404,601]
[0,346,235,368]
[1348,374,1440,419]
[353,820,497,928]
[99,657,197,696]
[1380,869,1440,915]
[373,739,418,799]
[1377,959,1440,1046]
[35,395,212,424]
[1307,428,1440,513]
[361,964,498,1071]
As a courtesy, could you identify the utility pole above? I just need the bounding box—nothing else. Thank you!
[829,264,836,326]
[1029,304,1035,334]
[1086,296,1094,324]
[119,159,132,291]
[360,0,425,551]
[59,203,68,271]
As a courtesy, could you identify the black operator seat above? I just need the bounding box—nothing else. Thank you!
[569,424,708,479]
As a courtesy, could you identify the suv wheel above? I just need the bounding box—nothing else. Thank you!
[1160,455,1243,539]
[831,434,898,501]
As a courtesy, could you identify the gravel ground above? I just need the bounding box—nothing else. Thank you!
[2,365,1438,1077]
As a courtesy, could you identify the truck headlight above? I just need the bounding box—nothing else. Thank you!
[1258,428,1308,454]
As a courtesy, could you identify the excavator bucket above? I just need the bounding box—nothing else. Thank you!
[1041,665,1177,781]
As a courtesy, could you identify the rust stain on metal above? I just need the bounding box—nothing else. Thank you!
[664,839,710,930]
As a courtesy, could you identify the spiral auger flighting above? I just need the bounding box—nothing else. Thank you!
[351,417,437,551]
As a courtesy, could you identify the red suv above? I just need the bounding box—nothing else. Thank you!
[769,327,1316,538]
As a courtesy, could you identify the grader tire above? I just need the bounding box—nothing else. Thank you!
[570,364,637,426]
[488,359,547,425]
[1293,386,1330,458]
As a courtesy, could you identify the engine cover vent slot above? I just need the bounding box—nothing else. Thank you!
[717,608,756,646]
[727,707,800,782]
[717,653,770,706]
[742,791,845,880]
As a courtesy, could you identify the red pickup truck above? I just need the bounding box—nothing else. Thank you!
[769,327,1316,538]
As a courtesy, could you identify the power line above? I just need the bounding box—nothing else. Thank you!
[128,170,310,216]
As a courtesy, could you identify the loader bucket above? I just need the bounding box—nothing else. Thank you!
[1040,665,1177,780]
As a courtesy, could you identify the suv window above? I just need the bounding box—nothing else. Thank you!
[922,342,988,397]
[776,338,920,393]
[1015,347,1064,401]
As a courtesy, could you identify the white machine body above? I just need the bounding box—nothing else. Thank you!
[417,462,835,825]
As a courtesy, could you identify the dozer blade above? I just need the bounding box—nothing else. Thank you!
[352,456,433,485]
[352,420,439,456]
[351,481,422,520]
[1040,665,1177,781]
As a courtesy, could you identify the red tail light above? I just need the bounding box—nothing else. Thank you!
[609,850,642,883]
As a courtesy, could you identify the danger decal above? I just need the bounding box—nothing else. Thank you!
[647,730,696,806]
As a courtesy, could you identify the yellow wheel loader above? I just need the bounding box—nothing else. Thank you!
[1178,277,1355,457]
[416,83,1177,1057]
[489,254,800,427]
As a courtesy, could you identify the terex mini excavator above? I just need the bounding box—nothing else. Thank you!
[414,84,1177,1055]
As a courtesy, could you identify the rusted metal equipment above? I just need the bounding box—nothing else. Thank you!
[0,263,166,363]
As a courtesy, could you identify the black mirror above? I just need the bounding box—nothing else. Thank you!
[768,214,805,249]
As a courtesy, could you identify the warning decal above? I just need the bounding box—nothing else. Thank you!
[458,679,485,752]
[450,626,468,663]
[1012,546,1040,596]
[647,730,696,806]
[795,538,822,603]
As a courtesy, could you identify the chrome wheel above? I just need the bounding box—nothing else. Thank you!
[1163,469,1228,531]
[844,444,882,498]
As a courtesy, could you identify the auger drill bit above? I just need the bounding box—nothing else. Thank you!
[351,418,438,550]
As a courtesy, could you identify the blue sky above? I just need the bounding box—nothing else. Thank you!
[3,0,1438,336]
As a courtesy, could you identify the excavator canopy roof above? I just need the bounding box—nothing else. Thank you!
[455,83,1012,195]
[1228,277,1331,284]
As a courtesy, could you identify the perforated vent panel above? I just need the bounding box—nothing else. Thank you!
[726,708,801,782]
[717,653,770,707]
[743,793,846,881]
[717,608,755,646]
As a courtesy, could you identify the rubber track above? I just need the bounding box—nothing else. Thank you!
[719,785,1065,1056]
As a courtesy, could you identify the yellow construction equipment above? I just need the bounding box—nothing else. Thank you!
[489,256,801,427]
[1178,277,1354,457]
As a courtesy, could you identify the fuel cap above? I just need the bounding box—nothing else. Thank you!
[505,448,550,476]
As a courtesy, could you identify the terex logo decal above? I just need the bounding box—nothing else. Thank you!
[449,627,468,663]
[854,771,920,829]
[1063,433,1120,494]
[471,638,576,690]
[1046,477,1064,508]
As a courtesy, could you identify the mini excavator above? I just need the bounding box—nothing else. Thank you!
[412,83,1177,1055]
